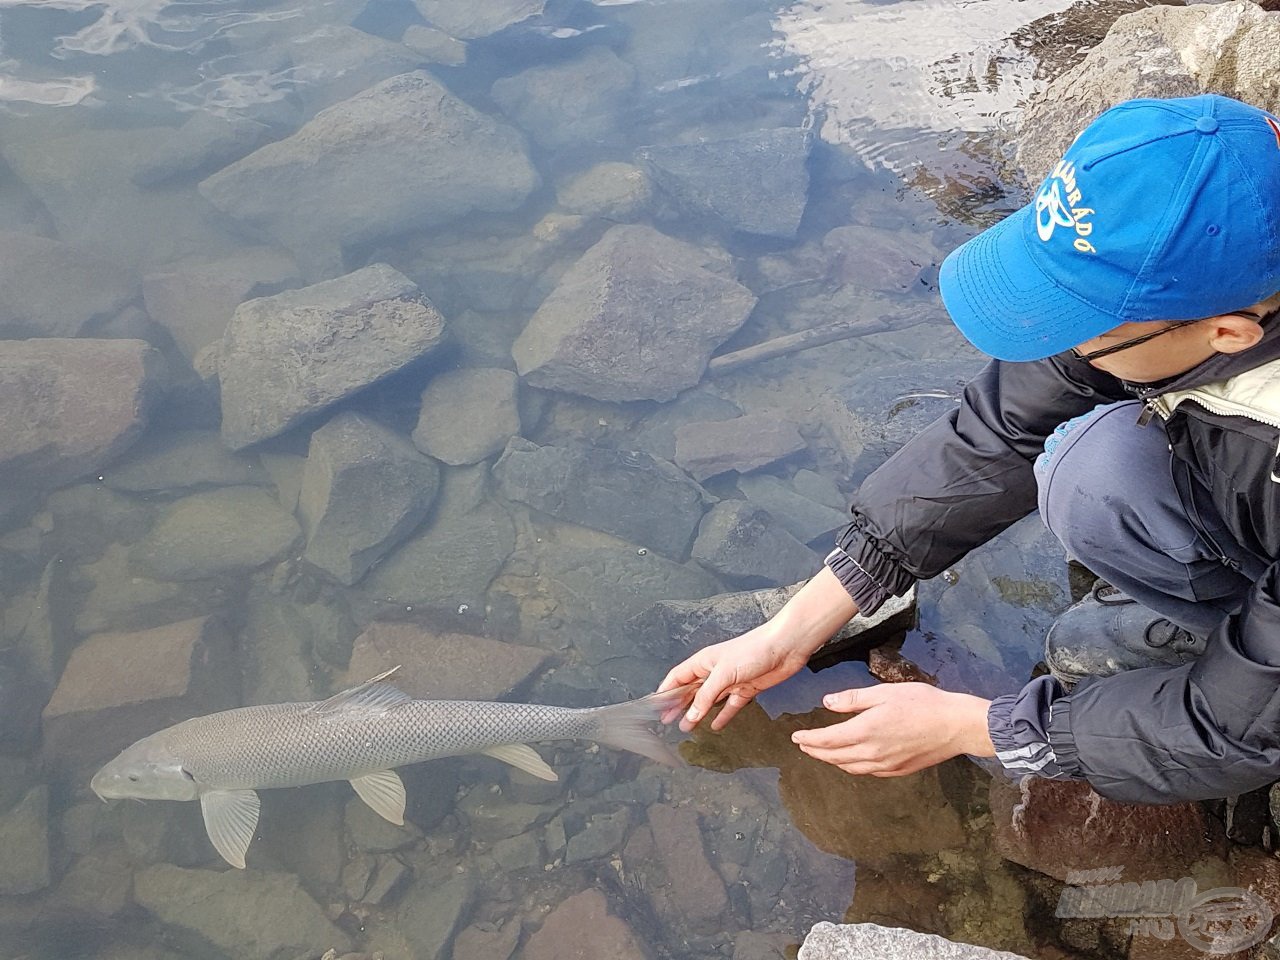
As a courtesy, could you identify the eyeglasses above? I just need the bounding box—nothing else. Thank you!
[1070,311,1267,363]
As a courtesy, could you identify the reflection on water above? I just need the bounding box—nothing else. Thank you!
[0,0,1193,957]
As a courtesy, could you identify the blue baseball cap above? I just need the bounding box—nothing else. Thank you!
[940,95,1280,362]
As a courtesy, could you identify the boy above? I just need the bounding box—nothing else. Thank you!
[661,94,1280,805]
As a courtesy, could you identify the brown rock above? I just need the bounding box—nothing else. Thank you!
[340,622,550,700]
[646,804,729,929]
[452,920,521,960]
[0,338,160,488]
[522,889,647,960]
[42,616,236,773]
[989,776,1226,884]
[674,414,806,481]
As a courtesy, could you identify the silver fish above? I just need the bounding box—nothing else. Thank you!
[91,668,695,869]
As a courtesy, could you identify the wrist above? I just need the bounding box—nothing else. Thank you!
[947,692,996,757]
[772,567,860,657]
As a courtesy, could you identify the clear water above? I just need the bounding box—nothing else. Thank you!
[0,0,1175,958]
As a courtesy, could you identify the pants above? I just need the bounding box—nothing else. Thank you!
[1034,400,1268,637]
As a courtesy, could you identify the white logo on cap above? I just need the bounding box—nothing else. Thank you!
[1034,160,1096,254]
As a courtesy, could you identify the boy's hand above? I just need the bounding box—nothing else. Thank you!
[791,683,995,776]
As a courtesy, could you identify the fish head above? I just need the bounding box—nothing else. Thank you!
[91,734,199,802]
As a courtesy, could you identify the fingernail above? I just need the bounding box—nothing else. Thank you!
[823,694,836,706]
[685,708,700,722]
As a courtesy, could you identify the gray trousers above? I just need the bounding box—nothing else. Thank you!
[1034,400,1269,637]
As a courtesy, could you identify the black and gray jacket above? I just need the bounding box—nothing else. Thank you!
[825,328,1280,804]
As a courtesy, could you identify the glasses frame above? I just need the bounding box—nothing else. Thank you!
[1070,311,1267,363]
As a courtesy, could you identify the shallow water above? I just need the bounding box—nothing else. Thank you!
[0,0,1171,957]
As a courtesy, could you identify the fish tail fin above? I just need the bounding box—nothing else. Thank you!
[588,683,698,767]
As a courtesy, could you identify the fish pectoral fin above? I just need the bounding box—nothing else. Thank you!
[350,770,406,825]
[481,744,558,782]
[200,789,260,870]
[313,668,413,715]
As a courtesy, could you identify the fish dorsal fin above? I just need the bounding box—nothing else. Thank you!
[350,770,406,825]
[481,744,559,782]
[313,666,413,714]
[200,789,260,869]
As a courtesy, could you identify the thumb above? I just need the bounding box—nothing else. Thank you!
[822,685,887,714]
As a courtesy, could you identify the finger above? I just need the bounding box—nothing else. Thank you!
[795,740,877,767]
[709,691,754,731]
[658,659,708,693]
[679,669,735,731]
[791,716,864,749]
[821,685,889,714]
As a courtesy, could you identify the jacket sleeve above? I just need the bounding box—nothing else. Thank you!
[826,353,1130,612]
[988,562,1280,803]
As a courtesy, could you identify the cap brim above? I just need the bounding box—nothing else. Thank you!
[939,205,1123,362]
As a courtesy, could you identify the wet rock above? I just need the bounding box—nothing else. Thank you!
[200,72,539,272]
[134,864,350,960]
[630,392,744,462]
[1016,2,1279,185]
[0,232,137,338]
[452,920,521,960]
[141,247,299,363]
[413,0,544,39]
[734,930,794,960]
[989,776,1226,883]
[692,501,820,588]
[512,225,756,402]
[0,338,160,488]
[346,796,422,853]
[557,162,652,221]
[494,438,707,559]
[74,544,235,635]
[522,888,647,960]
[218,264,447,449]
[565,808,631,863]
[821,224,941,294]
[413,368,522,466]
[492,46,635,151]
[103,429,267,492]
[5,558,74,688]
[42,616,237,773]
[737,474,849,545]
[393,871,474,958]
[674,414,807,481]
[402,24,467,65]
[241,589,324,705]
[799,922,1032,959]
[262,452,307,514]
[645,805,729,929]
[793,469,847,512]
[282,25,423,114]
[0,654,45,754]
[257,789,346,890]
[132,113,274,187]
[503,767,564,805]
[0,786,51,895]
[362,502,516,612]
[459,787,555,842]
[51,845,132,918]
[120,801,212,867]
[299,413,440,586]
[341,622,549,699]
[129,486,301,581]
[639,127,810,238]
[48,483,154,560]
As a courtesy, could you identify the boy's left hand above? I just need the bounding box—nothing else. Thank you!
[790,683,995,777]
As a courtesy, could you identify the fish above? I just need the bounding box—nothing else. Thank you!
[91,668,696,869]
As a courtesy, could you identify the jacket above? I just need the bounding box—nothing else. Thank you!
[825,326,1280,804]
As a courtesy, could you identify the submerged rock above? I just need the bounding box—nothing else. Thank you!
[393,872,475,959]
[799,922,1031,959]
[74,544,234,635]
[673,414,807,481]
[557,162,652,222]
[493,438,708,559]
[0,232,137,338]
[492,46,636,150]
[132,113,274,188]
[638,127,811,238]
[737,474,849,545]
[300,412,441,586]
[0,338,160,488]
[644,805,729,931]
[218,264,447,450]
[512,225,756,402]
[413,0,544,39]
[0,786,50,895]
[402,24,468,65]
[103,429,267,493]
[521,888,647,960]
[413,368,522,466]
[200,72,539,271]
[692,502,820,588]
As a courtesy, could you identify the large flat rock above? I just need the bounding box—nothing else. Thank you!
[218,263,447,449]
[0,338,160,488]
[0,232,137,338]
[799,922,1031,959]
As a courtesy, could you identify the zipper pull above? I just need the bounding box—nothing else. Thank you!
[1136,400,1158,427]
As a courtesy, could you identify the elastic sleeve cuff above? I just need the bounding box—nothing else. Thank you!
[986,677,1080,781]
[824,546,891,615]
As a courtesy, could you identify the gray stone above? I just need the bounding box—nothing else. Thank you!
[363,854,411,905]
[512,225,756,402]
[280,25,423,114]
[566,808,631,863]
[692,502,820,588]
[630,392,743,462]
[129,487,301,581]
[120,801,213,868]
[504,767,564,805]
[134,864,350,960]
[42,616,237,774]
[51,846,132,918]
[638,128,810,238]
[132,113,275,187]
[0,232,137,338]
[241,588,323,706]
[200,72,539,272]
[103,429,267,492]
[820,224,941,294]
[459,788,554,842]
[0,338,160,488]
[141,247,299,363]
[74,544,234,635]
[218,264,448,449]
[299,413,440,585]
[737,474,849,545]
[394,872,474,958]
[522,888,647,960]
[799,922,1032,960]
[5,558,73,687]
[792,469,846,512]
[557,162,652,221]
[0,786,50,895]
[47,483,154,560]
[674,414,807,481]
[362,502,515,611]
[644,804,728,930]
[402,24,467,65]
[492,47,635,151]
[453,921,521,960]
[347,796,421,853]
[734,931,794,960]
[0,655,45,754]
[1016,2,1280,185]
[413,368,522,466]
[413,0,543,39]
[494,438,707,559]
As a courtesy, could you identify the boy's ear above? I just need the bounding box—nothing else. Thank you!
[1208,313,1265,355]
